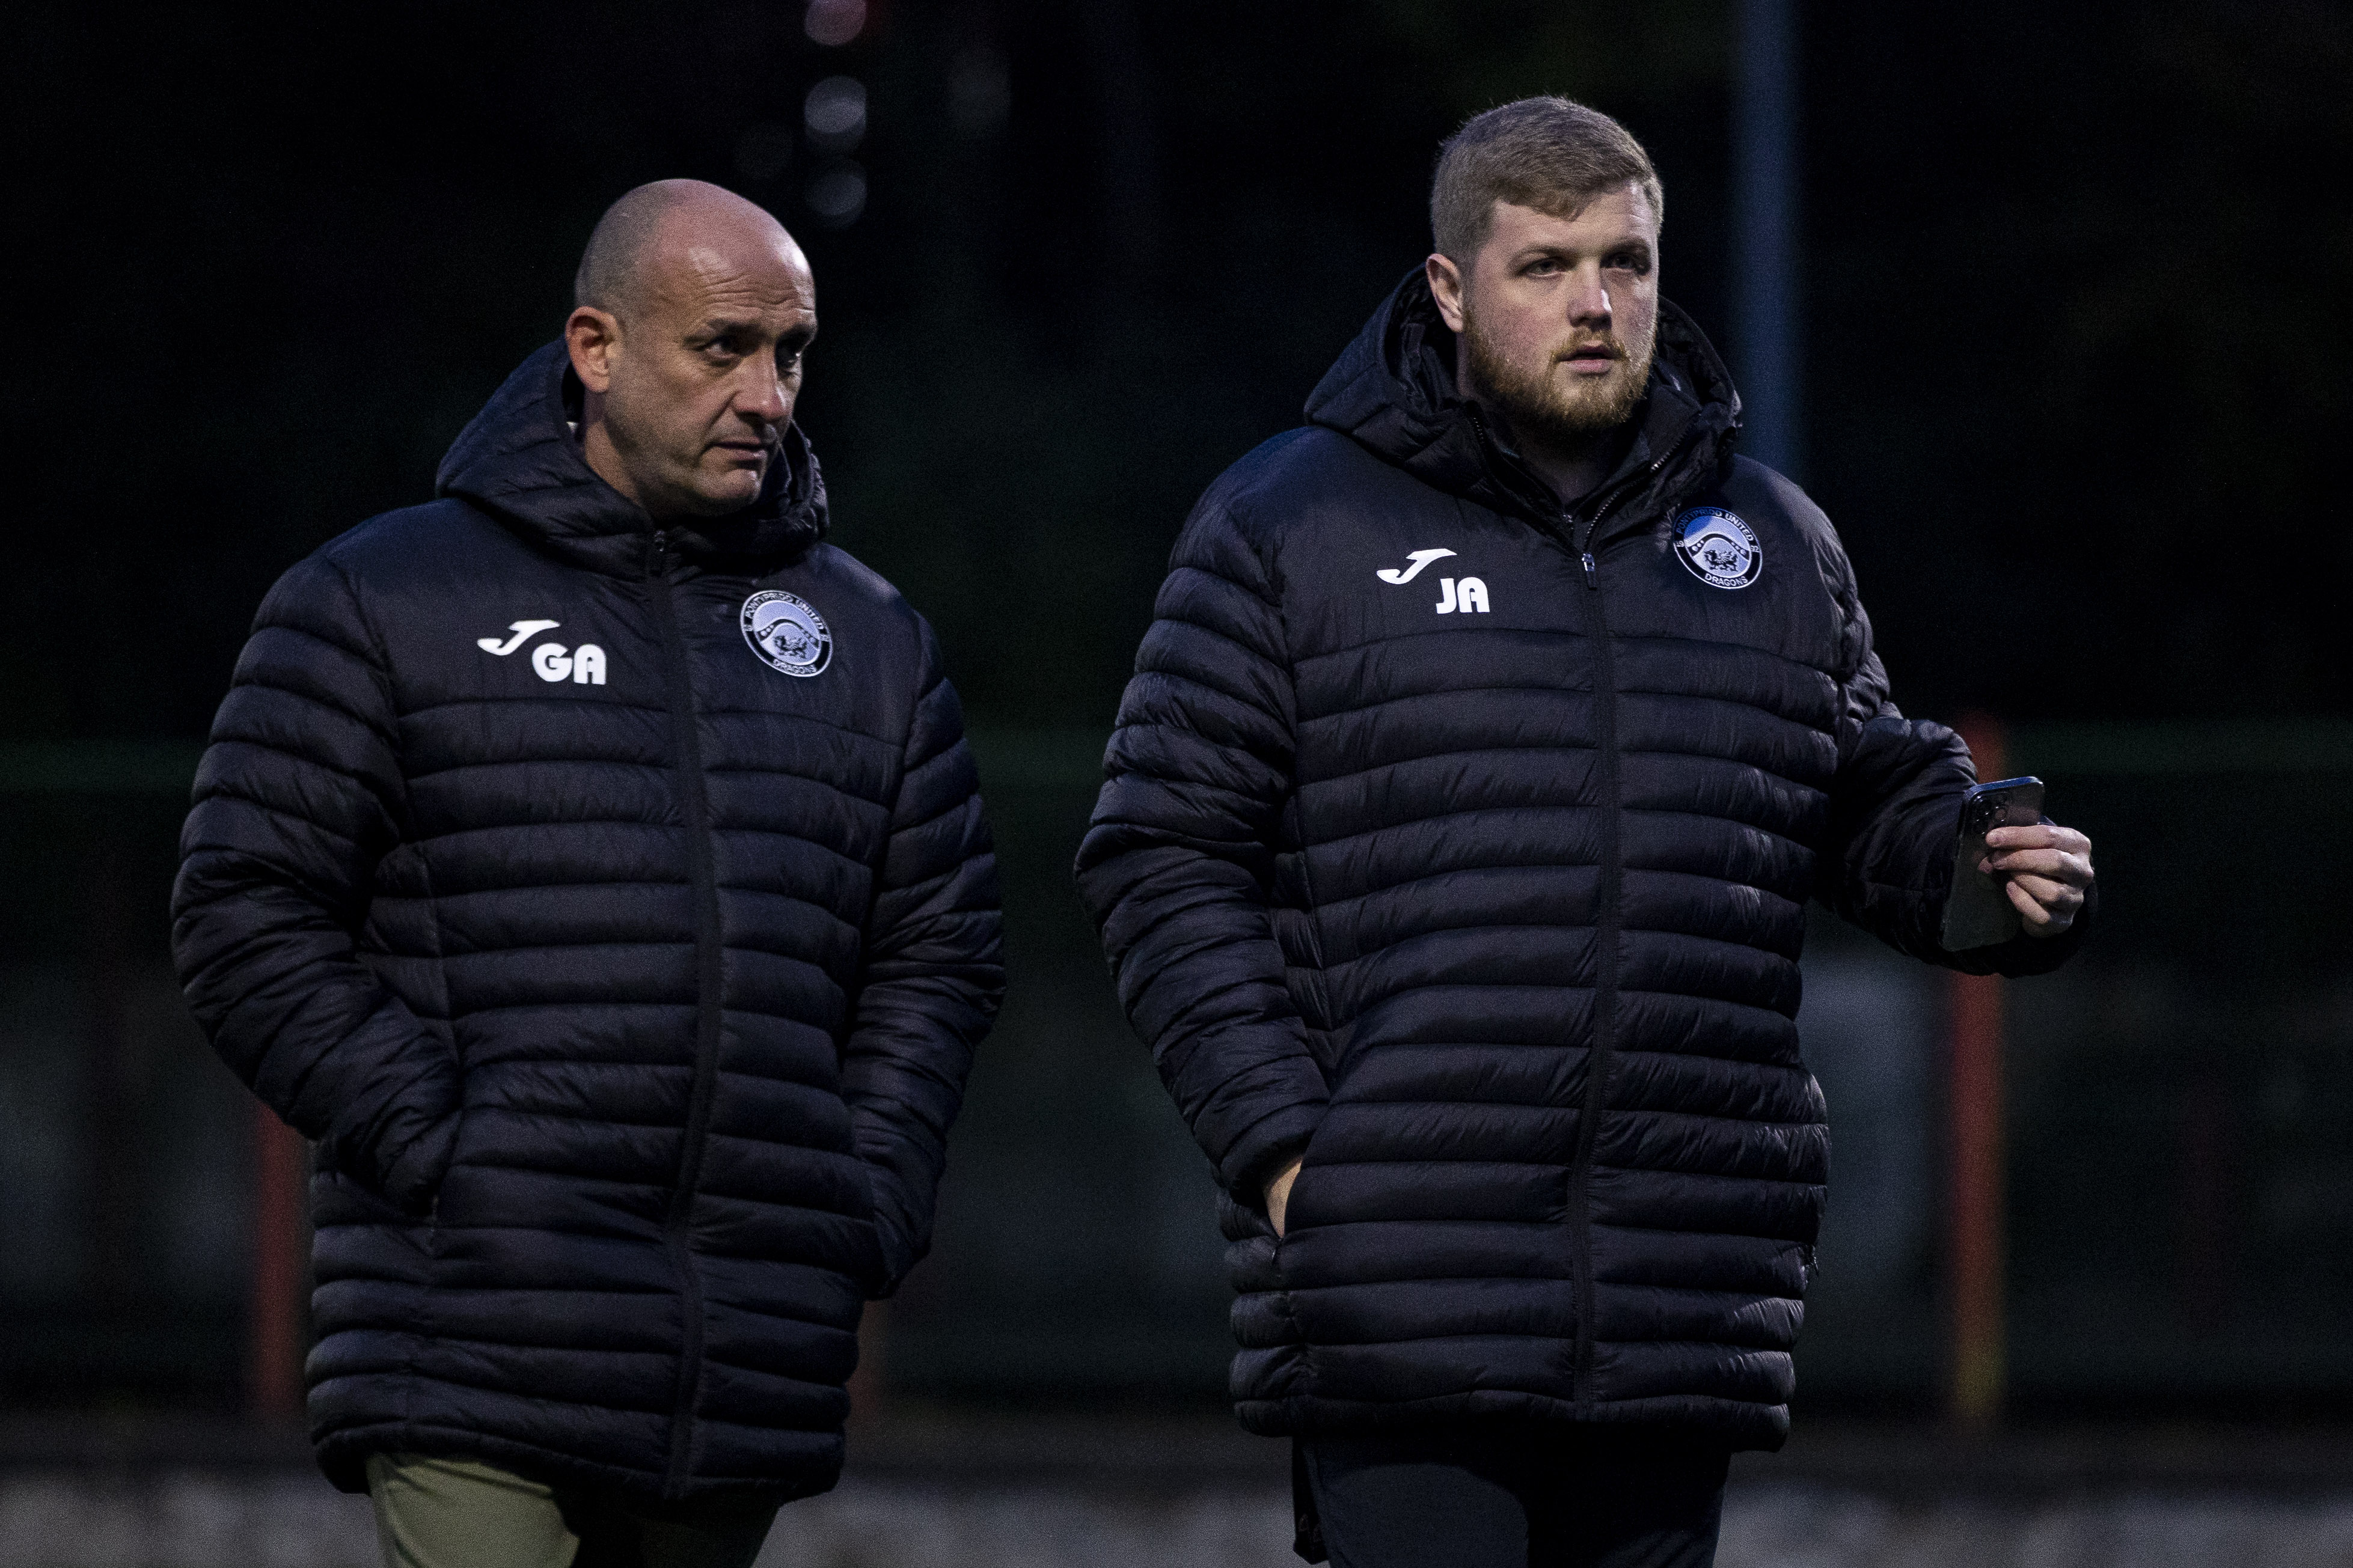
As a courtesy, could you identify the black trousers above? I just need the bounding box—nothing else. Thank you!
[1293,1426,1731,1568]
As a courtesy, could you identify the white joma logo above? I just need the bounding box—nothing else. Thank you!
[476,620,607,685]
[477,620,560,656]
[1376,549,1455,584]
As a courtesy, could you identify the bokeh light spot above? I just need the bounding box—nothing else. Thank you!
[806,163,866,228]
[804,76,867,153]
[804,0,864,47]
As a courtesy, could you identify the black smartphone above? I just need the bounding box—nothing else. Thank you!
[1940,775,2047,951]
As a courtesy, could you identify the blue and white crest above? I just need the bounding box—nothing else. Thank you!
[740,590,834,677]
[1672,507,1763,590]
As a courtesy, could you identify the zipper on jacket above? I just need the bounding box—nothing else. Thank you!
[1564,518,1621,1421]
[1463,409,1706,1411]
[645,528,727,1497]
[1570,431,1686,568]
[1467,398,1694,582]
[1555,425,1700,1413]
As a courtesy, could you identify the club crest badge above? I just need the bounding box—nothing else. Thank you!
[1672,507,1763,590]
[740,590,834,677]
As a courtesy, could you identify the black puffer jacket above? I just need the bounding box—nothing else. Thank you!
[1076,273,2081,1449]
[173,342,1002,1499]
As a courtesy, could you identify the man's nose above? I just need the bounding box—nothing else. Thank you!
[737,368,791,426]
[1566,264,1614,327]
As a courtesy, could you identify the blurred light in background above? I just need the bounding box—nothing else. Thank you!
[733,121,796,183]
[804,75,867,153]
[803,0,864,49]
[948,46,1012,140]
[806,162,867,228]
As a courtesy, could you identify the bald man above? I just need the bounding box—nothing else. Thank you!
[174,181,1003,1566]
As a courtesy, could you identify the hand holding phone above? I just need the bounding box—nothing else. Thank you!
[1982,816,2097,940]
[1941,776,2046,951]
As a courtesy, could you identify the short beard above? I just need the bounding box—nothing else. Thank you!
[1460,307,1656,451]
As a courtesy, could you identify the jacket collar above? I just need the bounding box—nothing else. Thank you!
[1303,268,1742,541]
[434,339,829,579]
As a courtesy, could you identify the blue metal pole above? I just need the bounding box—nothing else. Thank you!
[1733,0,1802,479]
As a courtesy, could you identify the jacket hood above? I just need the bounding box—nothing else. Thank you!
[435,339,829,578]
[1304,268,1743,537]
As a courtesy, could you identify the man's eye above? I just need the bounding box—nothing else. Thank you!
[1526,259,1562,276]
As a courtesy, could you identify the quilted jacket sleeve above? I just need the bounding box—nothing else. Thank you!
[171,554,463,1212]
[1811,527,2089,977]
[840,620,1004,1297]
[1074,499,1330,1206]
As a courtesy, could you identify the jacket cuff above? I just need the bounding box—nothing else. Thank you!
[867,1214,917,1301]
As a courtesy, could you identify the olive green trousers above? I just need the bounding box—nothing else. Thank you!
[366,1453,780,1568]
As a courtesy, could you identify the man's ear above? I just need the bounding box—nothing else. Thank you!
[565,307,622,394]
[1425,253,1467,334]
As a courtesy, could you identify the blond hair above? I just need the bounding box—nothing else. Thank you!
[1431,97,1663,261]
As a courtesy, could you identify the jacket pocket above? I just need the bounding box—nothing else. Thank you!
[1271,1121,1326,1280]
[419,1109,479,1262]
[353,1103,463,1218]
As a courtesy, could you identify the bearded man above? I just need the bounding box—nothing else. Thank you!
[1077,99,2093,1567]
[174,180,1001,1566]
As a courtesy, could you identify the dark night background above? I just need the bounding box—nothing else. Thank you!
[13,1,2351,737]
[4,0,2352,1435]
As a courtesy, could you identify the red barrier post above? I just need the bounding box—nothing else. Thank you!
[1947,715,2007,1430]
[249,1103,308,1418]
